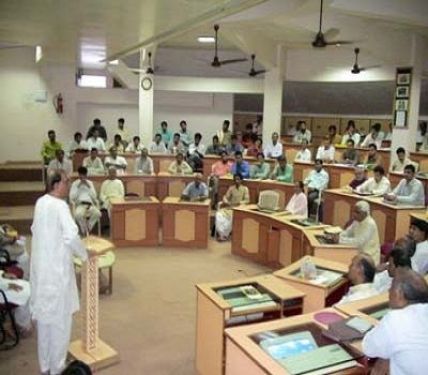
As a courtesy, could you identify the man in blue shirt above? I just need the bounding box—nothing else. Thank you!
[181,173,208,201]
[230,151,250,179]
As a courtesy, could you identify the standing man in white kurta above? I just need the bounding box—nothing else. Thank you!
[30,171,89,375]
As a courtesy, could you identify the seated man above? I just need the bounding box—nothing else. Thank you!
[294,139,312,162]
[374,246,413,293]
[206,135,224,156]
[263,132,283,159]
[315,136,335,163]
[246,138,263,158]
[86,129,106,152]
[361,123,383,149]
[355,165,391,195]
[364,143,383,171]
[159,121,172,147]
[336,254,379,305]
[41,130,63,165]
[215,174,249,240]
[226,135,244,155]
[270,155,293,183]
[149,133,168,154]
[408,217,428,275]
[346,165,367,190]
[362,269,428,374]
[250,152,270,180]
[304,159,329,217]
[83,148,105,176]
[108,134,125,153]
[334,201,380,265]
[99,168,125,216]
[168,133,186,155]
[178,120,192,148]
[104,147,127,174]
[134,148,154,175]
[67,132,87,159]
[125,136,144,153]
[69,166,101,234]
[384,164,425,206]
[209,151,232,206]
[390,147,418,173]
[0,225,29,279]
[187,132,206,171]
[181,173,208,202]
[168,152,193,175]
[0,270,32,335]
[230,151,250,179]
[328,124,341,145]
[47,149,72,177]
[285,181,308,217]
[341,139,359,165]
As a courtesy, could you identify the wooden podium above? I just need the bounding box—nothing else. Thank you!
[69,236,119,370]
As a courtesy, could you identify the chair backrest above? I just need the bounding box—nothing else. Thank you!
[257,190,280,211]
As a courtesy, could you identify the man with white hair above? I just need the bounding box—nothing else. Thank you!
[333,200,380,265]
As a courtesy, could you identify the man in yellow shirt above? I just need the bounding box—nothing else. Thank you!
[41,130,62,165]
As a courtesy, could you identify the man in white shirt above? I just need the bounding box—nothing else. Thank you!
[149,133,168,154]
[67,132,87,158]
[336,254,378,305]
[384,164,425,206]
[69,166,101,234]
[99,168,125,216]
[86,129,106,151]
[340,120,361,146]
[104,147,127,174]
[390,147,418,173]
[408,218,428,275]
[47,149,72,178]
[361,123,383,149]
[125,136,144,153]
[294,139,312,162]
[134,148,154,175]
[355,165,391,195]
[116,118,130,147]
[363,269,428,375]
[293,121,311,143]
[304,159,329,218]
[178,120,192,148]
[263,132,283,159]
[31,171,89,375]
[83,148,105,176]
[335,200,380,265]
[187,132,206,171]
[315,136,335,163]
[168,133,186,155]
[285,181,308,217]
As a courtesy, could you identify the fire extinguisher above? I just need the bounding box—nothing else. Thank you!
[53,93,63,114]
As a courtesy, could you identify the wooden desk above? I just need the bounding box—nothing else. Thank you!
[225,309,365,375]
[218,178,294,207]
[70,173,157,198]
[195,275,304,375]
[292,161,313,183]
[110,197,160,247]
[303,228,359,265]
[150,154,176,173]
[323,188,426,244]
[410,212,428,223]
[274,256,349,313]
[156,172,195,201]
[232,206,326,268]
[410,151,428,172]
[161,197,210,248]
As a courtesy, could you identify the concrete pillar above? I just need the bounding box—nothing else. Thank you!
[139,48,154,146]
[390,34,426,157]
[262,46,285,147]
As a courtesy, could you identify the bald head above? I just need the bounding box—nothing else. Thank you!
[390,269,428,309]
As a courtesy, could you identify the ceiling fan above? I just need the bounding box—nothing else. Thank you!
[351,48,380,74]
[312,0,353,48]
[248,54,266,77]
[211,24,247,67]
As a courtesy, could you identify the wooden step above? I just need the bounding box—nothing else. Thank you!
[0,162,43,182]
[0,182,45,206]
[0,206,34,234]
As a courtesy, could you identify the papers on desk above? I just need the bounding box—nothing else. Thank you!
[295,269,343,287]
[260,331,356,375]
[216,285,276,312]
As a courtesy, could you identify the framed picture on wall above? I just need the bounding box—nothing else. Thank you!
[396,86,409,98]
[394,111,406,127]
[395,99,408,111]
[397,73,411,85]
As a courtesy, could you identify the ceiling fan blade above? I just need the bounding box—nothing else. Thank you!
[359,65,382,71]
[250,69,266,76]
[219,58,248,65]
[325,40,354,46]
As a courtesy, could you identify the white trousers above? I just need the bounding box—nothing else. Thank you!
[74,204,101,233]
[36,314,72,375]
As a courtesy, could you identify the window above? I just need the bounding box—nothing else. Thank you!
[78,75,107,88]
